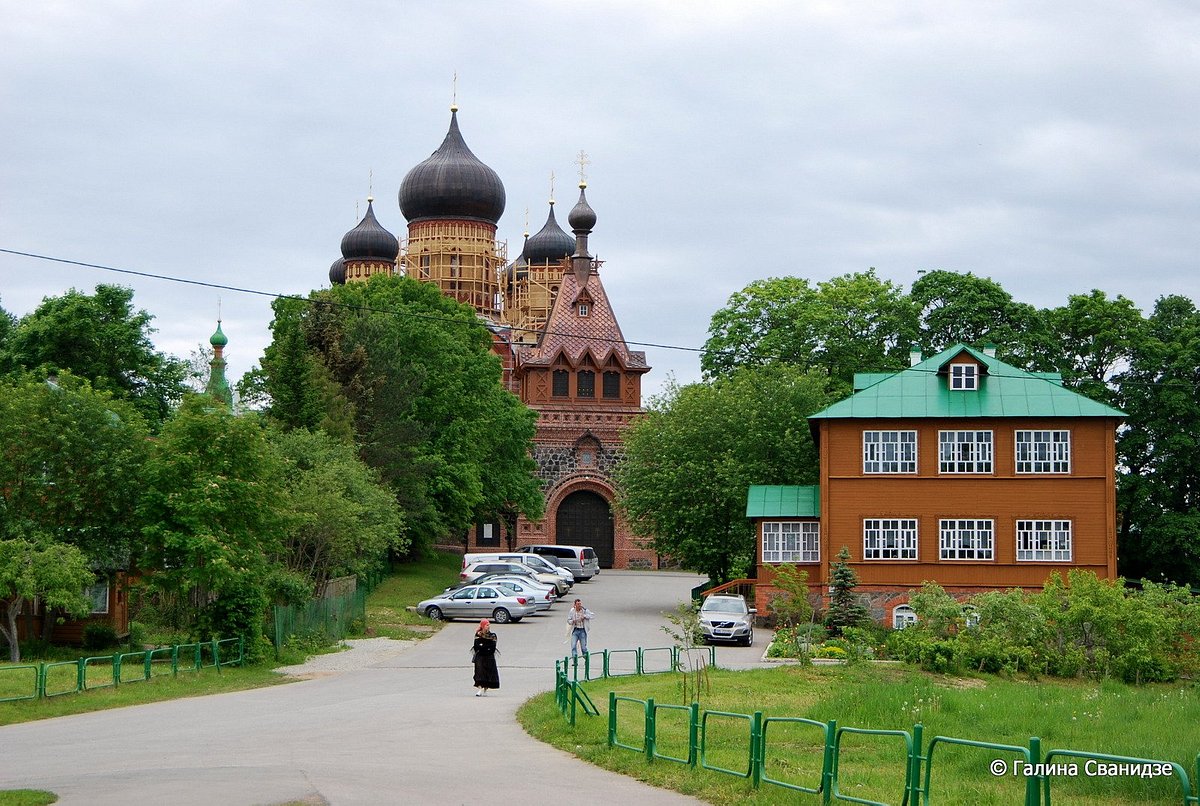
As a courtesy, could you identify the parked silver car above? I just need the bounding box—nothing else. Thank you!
[698,594,755,646]
[461,561,570,594]
[417,583,537,623]
[445,576,556,611]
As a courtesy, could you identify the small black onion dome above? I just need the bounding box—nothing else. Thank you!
[329,257,346,285]
[399,109,506,224]
[568,184,596,232]
[523,203,575,263]
[340,200,399,261]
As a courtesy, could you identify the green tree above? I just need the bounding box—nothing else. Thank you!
[256,276,542,554]
[0,285,188,427]
[824,546,870,635]
[0,538,94,661]
[271,427,407,594]
[1039,290,1146,403]
[910,270,1046,365]
[702,270,917,385]
[614,365,833,583]
[0,373,149,571]
[0,297,15,354]
[1114,295,1200,584]
[138,395,291,645]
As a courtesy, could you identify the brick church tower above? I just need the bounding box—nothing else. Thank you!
[328,106,654,568]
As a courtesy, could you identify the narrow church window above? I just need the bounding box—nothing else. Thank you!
[577,370,595,398]
[602,371,620,399]
[552,370,569,397]
[449,254,460,277]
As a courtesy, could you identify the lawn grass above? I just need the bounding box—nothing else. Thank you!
[518,663,1200,805]
[364,550,461,638]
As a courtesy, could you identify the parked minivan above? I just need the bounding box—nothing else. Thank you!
[516,545,599,581]
[462,553,574,588]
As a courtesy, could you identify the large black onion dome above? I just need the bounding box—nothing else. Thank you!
[568,184,596,232]
[523,203,575,263]
[329,257,346,285]
[340,200,399,261]
[399,109,506,224]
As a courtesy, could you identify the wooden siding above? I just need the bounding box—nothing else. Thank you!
[754,415,1120,616]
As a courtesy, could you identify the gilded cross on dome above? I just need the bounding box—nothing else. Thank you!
[575,150,590,187]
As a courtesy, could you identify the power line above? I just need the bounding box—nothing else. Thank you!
[0,248,705,355]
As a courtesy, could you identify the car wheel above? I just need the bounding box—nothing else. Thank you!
[425,606,443,621]
[492,608,512,624]
[740,631,753,647]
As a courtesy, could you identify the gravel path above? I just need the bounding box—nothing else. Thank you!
[272,637,418,678]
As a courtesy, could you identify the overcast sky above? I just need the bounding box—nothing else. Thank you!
[3,1,1198,400]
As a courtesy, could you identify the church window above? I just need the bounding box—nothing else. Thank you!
[578,303,589,317]
[419,254,430,279]
[552,370,569,397]
[450,254,460,277]
[577,370,595,398]
[602,371,620,399]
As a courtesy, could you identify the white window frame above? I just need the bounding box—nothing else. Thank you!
[761,521,820,563]
[85,582,110,615]
[863,518,919,560]
[1016,519,1072,561]
[950,363,978,390]
[1015,430,1071,474]
[577,303,590,317]
[939,518,995,560]
[893,604,917,629]
[938,430,993,474]
[863,430,917,474]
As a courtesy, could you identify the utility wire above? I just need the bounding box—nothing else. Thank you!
[0,247,705,355]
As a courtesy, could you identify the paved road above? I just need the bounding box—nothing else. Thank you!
[0,570,768,805]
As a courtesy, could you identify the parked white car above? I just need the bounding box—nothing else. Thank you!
[417,583,537,623]
[698,594,756,646]
[460,561,570,594]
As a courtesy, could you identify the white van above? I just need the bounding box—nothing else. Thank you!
[515,545,599,581]
[462,553,574,588]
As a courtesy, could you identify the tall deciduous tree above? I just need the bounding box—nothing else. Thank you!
[139,395,291,645]
[910,270,1046,365]
[1115,295,1200,584]
[702,270,917,385]
[0,538,94,662]
[614,365,833,583]
[256,276,542,554]
[1039,290,1146,404]
[0,373,149,570]
[271,427,406,594]
[1,285,188,428]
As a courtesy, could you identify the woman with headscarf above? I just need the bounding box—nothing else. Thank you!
[472,618,500,696]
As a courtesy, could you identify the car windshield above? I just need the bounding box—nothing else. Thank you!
[702,598,746,614]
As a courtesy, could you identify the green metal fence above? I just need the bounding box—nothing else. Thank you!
[271,587,367,655]
[556,645,1200,805]
[0,637,244,704]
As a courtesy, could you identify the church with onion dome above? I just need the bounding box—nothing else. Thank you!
[327,105,655,570]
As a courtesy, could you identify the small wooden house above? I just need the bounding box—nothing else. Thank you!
[14,574,130,646]
[750,343,1125,626]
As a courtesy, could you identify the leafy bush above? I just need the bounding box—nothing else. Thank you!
[82,623,118,650]
[814,645,847,659]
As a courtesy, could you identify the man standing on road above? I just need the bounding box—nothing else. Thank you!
[567,599,594,658]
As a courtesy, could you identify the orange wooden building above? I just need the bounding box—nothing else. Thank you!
[14,574,130,646]
[749,344,1125,626]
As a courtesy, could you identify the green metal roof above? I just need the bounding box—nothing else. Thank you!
[746,485,820,518]
[812,344,1126,421]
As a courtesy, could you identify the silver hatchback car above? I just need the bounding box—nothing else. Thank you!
[699,594,756,646]
[418,583,537,623]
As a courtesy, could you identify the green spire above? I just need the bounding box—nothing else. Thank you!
[205,320,233,411]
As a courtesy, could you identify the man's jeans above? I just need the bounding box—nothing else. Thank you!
[570,627,588,657]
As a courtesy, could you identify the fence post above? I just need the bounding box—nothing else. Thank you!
[585,650,592,680]
[113,654,121,687]
[688,702,700,767]
[751,711,763,788]
[212,638,221,672]
[908,723,924,806]
[170,644,179,676]
[144,650,153,680]
[1026,736,1042,806]
[822,718,837,805]
[608,691,617,747]
[645,697,656,763]
[636,647,643,675]
[569,682,577,726]
[37,663,46,699]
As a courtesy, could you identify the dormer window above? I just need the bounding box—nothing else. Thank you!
[950,363,978,390]
[577,303,589,317]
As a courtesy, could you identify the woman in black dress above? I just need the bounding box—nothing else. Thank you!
[472,618,500,696]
